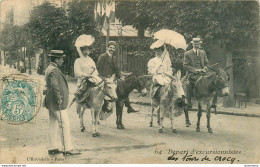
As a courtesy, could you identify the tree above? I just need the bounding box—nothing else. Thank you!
[116,1,260,107]
[0,23,22,68]
[61,0,101,75]
[116,1,259,48]
[27,2,68,71]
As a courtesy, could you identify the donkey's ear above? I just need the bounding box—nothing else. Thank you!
[225,64,233,71]
[176,70,181,79]
[110,74,116,81]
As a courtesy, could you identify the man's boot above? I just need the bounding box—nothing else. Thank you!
[125,97,139,113]
[102,100,112,113]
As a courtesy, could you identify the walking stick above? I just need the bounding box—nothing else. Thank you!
[58,104,66,156]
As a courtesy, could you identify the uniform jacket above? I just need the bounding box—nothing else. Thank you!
[97,53,121,79]
[44,62,69,111]
[183,49,209,74]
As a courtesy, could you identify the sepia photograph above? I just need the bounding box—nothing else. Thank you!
[0,0,260,165]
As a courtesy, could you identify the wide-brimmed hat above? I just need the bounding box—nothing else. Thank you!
[75,34,95,48]
[48,50,65,58]
[150,40,165,49]
[107,41,117,47]
[191,38,202,44]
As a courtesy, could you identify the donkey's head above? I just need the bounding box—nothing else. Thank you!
[104,74,118,102]
[135,75,150,97]
[167,70,185,100]
[215,68,230,96]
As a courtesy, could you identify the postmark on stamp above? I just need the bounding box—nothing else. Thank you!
[0,74,42,124]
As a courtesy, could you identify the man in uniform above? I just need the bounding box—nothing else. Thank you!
[183,37,209,108]
[97,41,138,113]
[44,50,80,156]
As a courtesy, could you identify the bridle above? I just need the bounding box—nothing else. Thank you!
[95,80,116,101]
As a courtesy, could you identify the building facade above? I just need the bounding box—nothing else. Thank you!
[0,0,69,30]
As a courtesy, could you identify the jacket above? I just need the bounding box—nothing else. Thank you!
[183,49,209,74]
[44,62,69,111]
[96,53,121,79]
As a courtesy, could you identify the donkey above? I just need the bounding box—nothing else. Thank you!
[183,67,230,133]
[115,74,148,129]
[76,75,117,137]
[150,71,185,133]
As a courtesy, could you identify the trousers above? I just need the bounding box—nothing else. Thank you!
[48,109,73,151]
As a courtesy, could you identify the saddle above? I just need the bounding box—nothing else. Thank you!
[75,78,95,103]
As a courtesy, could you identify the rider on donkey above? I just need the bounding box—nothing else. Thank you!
[97,41,138,113]
[148,40,173,98]
[73,34,102,103]
[183,37,210,108]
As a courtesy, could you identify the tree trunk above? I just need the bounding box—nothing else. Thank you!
[9,50,12,68]
[4,51,6,66]
[138,27,144,39]
[43,48,48,75]
[223,52,235,107]
[17,50,20,71]
[0,50,2,65]
[28,49,32,75]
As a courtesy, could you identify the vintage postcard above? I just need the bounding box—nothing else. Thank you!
[0,0,259,165]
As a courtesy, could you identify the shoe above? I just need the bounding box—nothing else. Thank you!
[63,150,81,156]
[48,149,61,155]
[127,106,139,113]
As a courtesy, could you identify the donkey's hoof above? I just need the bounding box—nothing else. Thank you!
[150,122,153,127]
[120,124,125,129]
[208,128,213,133]
[188,121,191,125]
[98,121,100,125]
[117,124,122,129]
[186,122,190,127]
[92,133,97,137]
[196,127,200,132]
[172,129,177,133]
[96,132,101,136]
[159,128,163,133]
[81,127,85,132]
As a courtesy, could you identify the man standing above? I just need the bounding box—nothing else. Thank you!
[44,50,80,156]
[183,38,209,108]
[97,41,138,113]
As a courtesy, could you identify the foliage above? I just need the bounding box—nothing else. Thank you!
[27,2,68,49]
[0,23,20,51]
[116,1,259,49]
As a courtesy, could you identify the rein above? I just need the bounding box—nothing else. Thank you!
[95,80,114,100]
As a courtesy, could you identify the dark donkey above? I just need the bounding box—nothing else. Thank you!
[116,74,148,129]
[183,66,231,133]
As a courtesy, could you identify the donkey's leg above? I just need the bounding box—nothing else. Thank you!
[196,101,202,132]
[95,109,100,136]
[150,103,154,127]
[184,105,191,127]
[78,104,85,132]
[170,107,177,133]
[207,102,213,133]
[116,101,124,129]
[91,109,97,137]
[159,104,165,133]
[157,106,161,126]
[116,101,120,127]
